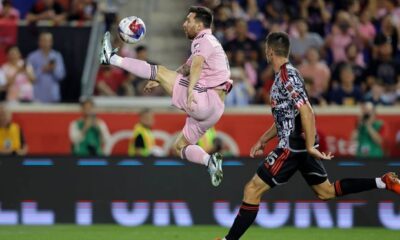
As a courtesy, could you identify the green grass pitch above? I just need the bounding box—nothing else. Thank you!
[0,225,398,240]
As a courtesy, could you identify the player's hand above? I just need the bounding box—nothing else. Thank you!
[307,148,334,160]
[187,91,197,111]
[143,80,160,93]
[250,141,265,158]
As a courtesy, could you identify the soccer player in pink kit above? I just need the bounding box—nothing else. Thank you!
[100,6,231,187]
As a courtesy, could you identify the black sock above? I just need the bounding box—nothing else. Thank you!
[225,202,259,240]
[334,178,377,196]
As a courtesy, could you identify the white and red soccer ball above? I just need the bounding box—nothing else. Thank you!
[118,16,146,44]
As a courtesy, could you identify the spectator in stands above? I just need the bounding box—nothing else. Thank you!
[325,10,357,64]
[213,5,235,43]
[352,102,385,157]
[290,18,324,63]
[95,65,126,96]
[225,66,255,106]
[304,77,327,106]
[373,15,399,59]
[382,0,400,27]
[69,98,110,156]
[364,80,391,106]
[223,19,260,63]
[263,0,290,24]
[332,43,365,88]
[68,0,97,21]
[0,0,18,65]
[26,0,67,24]
[245,1,267,41]
[367,42,400,89]
[0,103,27,155]
[27,32,65,103]
[358,8,376,49]
[128,108,154,157]
[328,64,362,105]
[232,50,257,86]
[0,0,19,20]
[2,46,35,103]
[299,0,331,37]
[298,47,330,99]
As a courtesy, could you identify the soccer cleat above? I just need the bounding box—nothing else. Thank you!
[99,31,118,65]
[207,152,223,187]
[381,172,400,194]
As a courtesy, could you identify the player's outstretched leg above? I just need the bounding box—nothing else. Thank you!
[217,174,270,240]
[100,31,177,96]
[311,172,400,201]
[174,132,223,187]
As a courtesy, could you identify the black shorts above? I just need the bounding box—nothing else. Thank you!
[257,148,328,187]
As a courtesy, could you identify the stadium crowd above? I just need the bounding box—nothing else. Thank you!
[0,0,399,106]
[196,0,400,106]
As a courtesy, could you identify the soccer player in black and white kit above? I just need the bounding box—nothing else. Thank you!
[217,32,400,240]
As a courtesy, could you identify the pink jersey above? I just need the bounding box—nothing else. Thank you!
[186,29,230,88]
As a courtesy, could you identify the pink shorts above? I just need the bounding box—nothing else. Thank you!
[172,74,225,144]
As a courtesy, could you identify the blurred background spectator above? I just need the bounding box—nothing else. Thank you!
[68,0,96,21]
[69,98,110,156]
[0,0,20,20]
[27,32,65,103]
[352,102,385,157]
[128,108,154,157]
[26,0,66,24]
[225,66,255,106]
[290,18,324,64]
[198,0,400,107]
[95,65,126,96]
[2,46,35,103]
[298,47,330,101]
[0,0,398,106]
[328,64,362,105]
[0,103,27,155]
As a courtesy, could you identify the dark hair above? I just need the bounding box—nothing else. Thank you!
[80,97,94,107]
[135,45,147,53]
[139,108,151,116]
[188,6,213,28]
[5,45,18,54]
[265,32,290,57]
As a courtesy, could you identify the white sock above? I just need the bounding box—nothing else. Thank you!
[203,154,210,166]
[376,178,386,189]
[110,54,123,66]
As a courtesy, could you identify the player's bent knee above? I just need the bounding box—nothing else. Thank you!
[316,187,336,201]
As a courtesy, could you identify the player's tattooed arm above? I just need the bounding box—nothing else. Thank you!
[176,64,190,76]
[250,123,277,158]
[259,123,277,146]
[299,104,334,160]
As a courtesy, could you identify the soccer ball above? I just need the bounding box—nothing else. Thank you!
[118,16,146,44]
